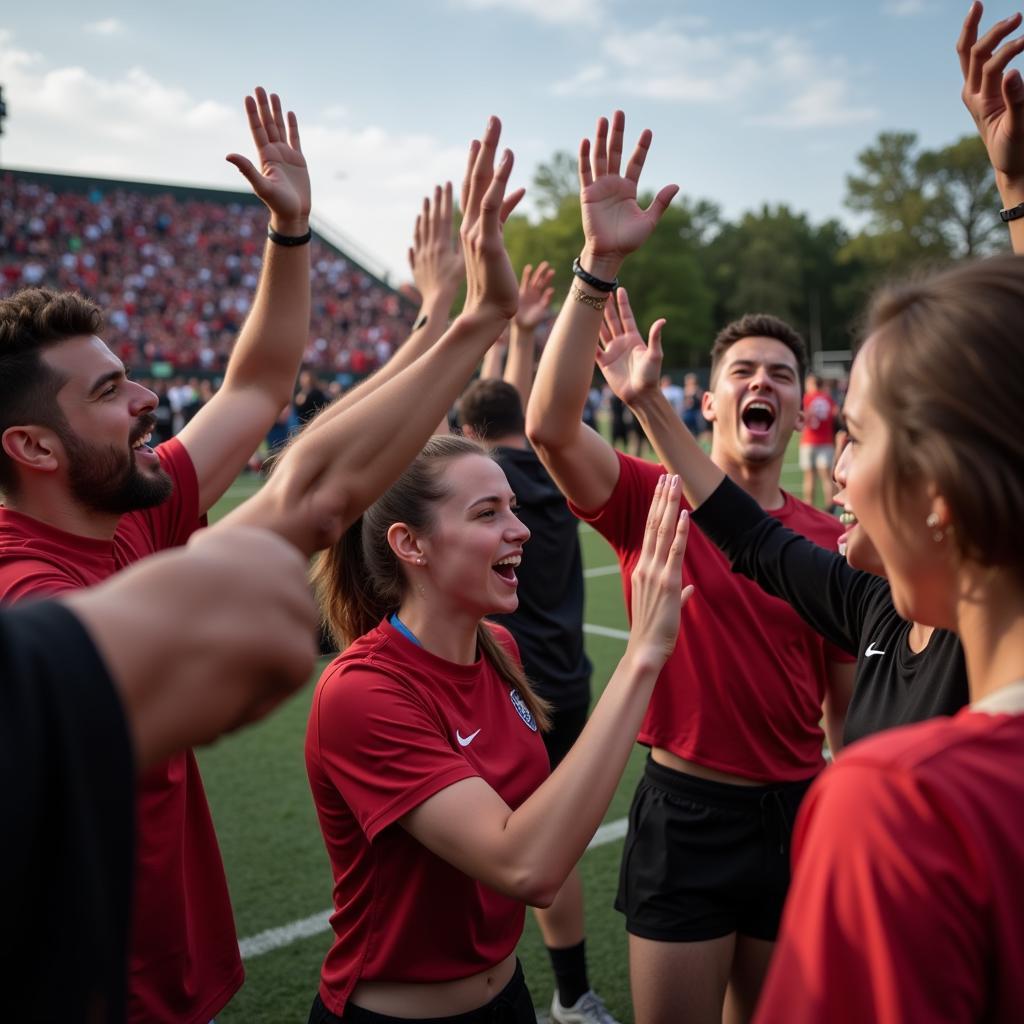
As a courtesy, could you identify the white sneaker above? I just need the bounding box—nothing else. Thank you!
[549,989,621,1024]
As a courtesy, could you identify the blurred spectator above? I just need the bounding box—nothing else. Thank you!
[0,172,414,375]
[293,368,329,424]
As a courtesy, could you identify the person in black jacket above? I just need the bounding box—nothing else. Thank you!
[595,286,968,750]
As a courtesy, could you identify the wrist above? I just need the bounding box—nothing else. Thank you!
[269,215,310,237]
[619,643,665,686]
[578,247,623,284]
[629,384,665,413]
[418,286,458,317]
[455,306,514,336]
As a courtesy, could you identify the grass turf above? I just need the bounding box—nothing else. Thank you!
[202,435,813,1022]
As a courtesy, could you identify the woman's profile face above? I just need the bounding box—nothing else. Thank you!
[833,433,886,576]
[842,337,958,630]
[415,454,531,619]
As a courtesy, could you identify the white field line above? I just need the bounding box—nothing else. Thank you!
[238,816,629,961]
[582,564,620,579]
[582,622,630,641]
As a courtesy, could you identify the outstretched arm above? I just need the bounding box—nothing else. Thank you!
[503,261,555,409]
[223,118,524,556]
[958,2,1024,251]
[179,88,312,513]
[526,111,678,512]
[597,287,723,509]
[402,476,694,906]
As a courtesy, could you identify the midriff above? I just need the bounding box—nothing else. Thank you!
[348,952,517,1017]
[651,747,762,786]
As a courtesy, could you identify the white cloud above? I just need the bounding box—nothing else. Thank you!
[0,33,467,281]
[84,17,125,36]
[548,20,876,129]
[451,0,606,25]
[882,0,928,16]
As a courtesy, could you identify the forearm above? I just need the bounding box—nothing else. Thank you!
[503,323,535,409]
[222,234,311,405]
[630,388,723,508]
[499,646,659,903]
[996,171,1024,253]
[226,312,508,553]
[526,264,612,449]
[479,340,505,380]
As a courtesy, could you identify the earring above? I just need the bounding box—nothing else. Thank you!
[926,511,945,543]
[417,557,426,566]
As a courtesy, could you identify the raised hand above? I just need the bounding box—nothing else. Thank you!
[226,87,311,234]
[578,111,679,278]
[515,262,556,331]
[596,286,665,406]
[409,182,465,304]
[460,117,526,325]
[626,474,694,670]
[957,3,1024,183]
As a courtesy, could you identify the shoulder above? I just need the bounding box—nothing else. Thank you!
[482,620,521,662]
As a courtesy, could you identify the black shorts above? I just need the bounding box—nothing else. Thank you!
[309,960,536,1023]
[615,756,814,942]
[541,704,589,769]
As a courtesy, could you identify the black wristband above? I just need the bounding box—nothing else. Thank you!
[572,256,618,293]
[999,201,1024,223]
[267,225,312,246]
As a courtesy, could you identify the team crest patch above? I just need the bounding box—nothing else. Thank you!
[509,688,538,732]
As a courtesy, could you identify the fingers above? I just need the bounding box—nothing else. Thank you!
[255,87,280,145]
[624,128,653,184]
[461,139,480,215]
[982,33,1024,97]
[465,116,502,225]
[481,149,513,232]
[616,286,639,335]
[653,477,683,568]
[270,92,287,143]
[663,506,690,589]
[957,1,984,79]
[608,110,625,176]
[604,288,626,337]
[1003,68,1024,134]
[648,319,666,363]
[643,475,669,550]
[579,137,593,190]
[431,184,443,240]
[287,110,302,153]
[968,12,1023,95]
[500,187,525,224]
[241,94,267,151]
[441,180,454,233]
[593,116,609,180]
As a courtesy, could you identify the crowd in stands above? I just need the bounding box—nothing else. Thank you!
[0,172,414,375]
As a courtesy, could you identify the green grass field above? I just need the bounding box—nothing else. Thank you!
[202,439,812,1023]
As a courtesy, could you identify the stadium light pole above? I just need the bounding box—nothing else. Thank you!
[0,86,6,167]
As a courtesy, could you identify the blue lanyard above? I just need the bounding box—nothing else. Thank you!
[389,612,422,647]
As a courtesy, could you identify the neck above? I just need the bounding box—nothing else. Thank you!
[907,621,935,654]
[5,486,120,541]
[955,568,1024,704]
[396,595,480,665]
[487,432,528,451]
[710,442,786,511]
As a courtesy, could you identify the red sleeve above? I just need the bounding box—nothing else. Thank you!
[567,451,668,554]
[310,663,479,842]
[756,762,989,1024]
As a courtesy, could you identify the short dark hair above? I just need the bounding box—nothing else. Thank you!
[458,379,525,440]
[0,289,103,495]
[709,313,808,389]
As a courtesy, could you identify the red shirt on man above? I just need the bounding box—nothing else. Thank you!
[570,451,850,782]
[0,439,243,1024]
[756,703,1024,1023]
[306,619,550,1016]
[801,389,838,447]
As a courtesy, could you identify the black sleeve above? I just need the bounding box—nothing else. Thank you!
[692,476,887,655]
[0,601,135,1022]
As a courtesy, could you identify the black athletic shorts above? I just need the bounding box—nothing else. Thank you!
[308,960,536,1023]
[541,703,589,769]
[615,756,815,942]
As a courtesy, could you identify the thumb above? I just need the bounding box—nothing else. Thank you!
[226,154,263,192]
[1003,70,1024,136]
[648,318,667,364]
[644,184,680,222]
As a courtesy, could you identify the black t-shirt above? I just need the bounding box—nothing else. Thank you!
[488,445,592,711]
[692,476,969,746]
[0,601,134,1021]
[294,387,329,424]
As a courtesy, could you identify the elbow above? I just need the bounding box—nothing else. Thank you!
[525,412,563,457]
[504,865,562,909]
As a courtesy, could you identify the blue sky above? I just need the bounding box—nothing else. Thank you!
[0,0,1015,281]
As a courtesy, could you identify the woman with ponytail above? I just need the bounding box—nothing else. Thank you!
[306,435,694,1023]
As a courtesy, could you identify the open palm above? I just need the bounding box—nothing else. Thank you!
[597,287,665,406]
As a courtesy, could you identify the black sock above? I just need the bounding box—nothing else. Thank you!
[547,939,589,1008]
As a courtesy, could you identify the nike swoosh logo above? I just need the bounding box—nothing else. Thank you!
[865,642,886,658]
[456,728,482,747]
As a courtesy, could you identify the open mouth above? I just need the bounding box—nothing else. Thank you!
[740,400,776,437]
[492,554,521,584]
[131,431,153,452]
[837,507,858,556]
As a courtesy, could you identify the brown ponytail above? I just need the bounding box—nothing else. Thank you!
[312,434,551,730]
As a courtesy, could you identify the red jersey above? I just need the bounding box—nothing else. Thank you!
[306,620,550,1016]
[571,451,850,782]
[0,439,243,1024]
[757,700,1024,1024]
[800,389,838,447]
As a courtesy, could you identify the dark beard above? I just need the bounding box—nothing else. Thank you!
[59,425,174,516]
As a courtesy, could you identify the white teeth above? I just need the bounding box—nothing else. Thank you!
[839,511,857,527]
[493,555,521,567]
[745,401,774,414]
[132,432,153,450]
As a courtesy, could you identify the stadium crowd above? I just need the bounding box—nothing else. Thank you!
[1,3,1023,1023]
[0,172,412,375]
